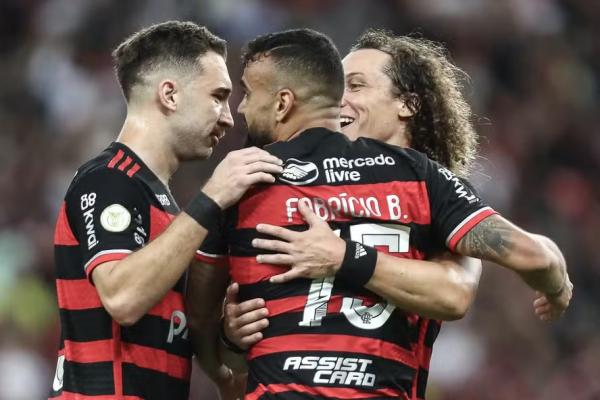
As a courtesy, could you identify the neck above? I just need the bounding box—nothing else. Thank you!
[116,112,178,186]
[278,106,341,142]
[385,121,411,148]
[386,132,410,148]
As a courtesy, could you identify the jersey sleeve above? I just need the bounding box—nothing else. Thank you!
[195,228,228,267]
[425,160,497,252]
[65,168,151,279]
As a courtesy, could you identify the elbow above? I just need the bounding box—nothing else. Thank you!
[111,308,143,327]
[103,295,143,327]
[441,292,472,321]
[418,291,471,321]
[437,278,477,321]
[113,314,141,328]
[446,298,471,321]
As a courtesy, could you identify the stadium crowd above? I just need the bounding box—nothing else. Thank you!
[0,0,598,399]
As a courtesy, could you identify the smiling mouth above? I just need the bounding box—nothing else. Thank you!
[211,130,226,139]
[340,116,355,128]
[208,131,223,147]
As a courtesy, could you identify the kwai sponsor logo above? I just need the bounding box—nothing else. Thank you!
[80,192,98,250]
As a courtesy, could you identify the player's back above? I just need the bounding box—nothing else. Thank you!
[221,128,454,399]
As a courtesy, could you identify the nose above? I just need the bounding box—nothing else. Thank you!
[341,91,349,108]
[220,101,234,128]
[237,98,245,115]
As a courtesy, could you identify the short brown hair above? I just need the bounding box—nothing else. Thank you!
[352,30,478,176]
[112,21,227,101]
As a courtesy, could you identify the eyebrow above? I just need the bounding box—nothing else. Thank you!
[213,86,232,97]
[345,72,365,79]
[240,79,249,91]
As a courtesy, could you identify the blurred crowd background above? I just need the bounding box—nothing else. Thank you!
[1,0,598,399]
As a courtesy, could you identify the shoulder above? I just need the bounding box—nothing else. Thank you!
[265,128,348,158]
[354,137,427,161]
[65,147,146,203]
[351,137,432,176]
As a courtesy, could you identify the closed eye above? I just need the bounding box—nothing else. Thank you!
[212,88,231,102]
[346,81,365,91]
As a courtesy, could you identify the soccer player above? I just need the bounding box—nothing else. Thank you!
[221,31,486,358]
[49,21,283,400]
[188,29,571,399]
[223,30,571,353]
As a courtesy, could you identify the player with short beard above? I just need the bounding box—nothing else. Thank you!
[188,29,570,399]
[49,21,282,400]
[222,28,571,359]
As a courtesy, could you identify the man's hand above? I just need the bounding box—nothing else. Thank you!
[533,274,573,321]
[203,147,283,209]
[252,201,346,284]
[223,283,269,351]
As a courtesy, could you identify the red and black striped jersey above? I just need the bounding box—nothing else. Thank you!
[50,142,193,400]
[198,128,496,400]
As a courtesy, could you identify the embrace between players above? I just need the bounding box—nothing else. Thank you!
[50,21,572,400]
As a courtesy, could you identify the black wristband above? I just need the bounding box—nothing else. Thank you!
[219,318,247,354]
[184,191,222,232]
[336,240,377,287]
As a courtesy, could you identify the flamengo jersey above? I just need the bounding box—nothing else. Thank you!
[198,128,496,400]
[50,143,192,399]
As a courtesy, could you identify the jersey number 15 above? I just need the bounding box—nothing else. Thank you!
[299,223,410,330]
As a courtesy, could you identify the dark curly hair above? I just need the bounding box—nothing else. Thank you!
[352,29,477,176]
[113,21,227,101]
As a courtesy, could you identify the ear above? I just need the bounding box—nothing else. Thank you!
[275,88,295,123]
[398,94,420,119]
[158,80,178,112]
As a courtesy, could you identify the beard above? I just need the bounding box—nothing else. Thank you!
[244,122,276,149]
[173,132,213,162]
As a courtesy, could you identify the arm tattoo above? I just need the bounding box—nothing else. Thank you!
[456,216,516,262]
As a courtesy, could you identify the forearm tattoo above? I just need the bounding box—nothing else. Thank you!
[456,216,516,262]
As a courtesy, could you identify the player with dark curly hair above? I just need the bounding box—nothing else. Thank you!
[189,28,571,400]
[344,29,477,177]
